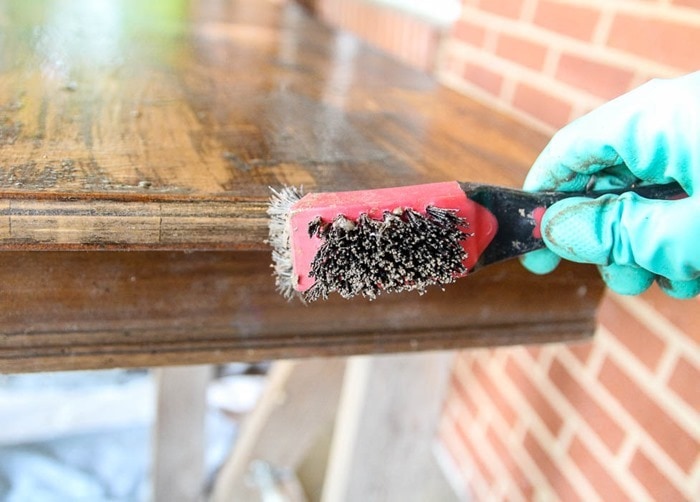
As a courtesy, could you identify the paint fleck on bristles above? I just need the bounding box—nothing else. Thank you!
[267,186,303,300]
[305,206,471,301]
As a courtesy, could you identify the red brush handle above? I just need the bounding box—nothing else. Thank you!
[289,181,499,291]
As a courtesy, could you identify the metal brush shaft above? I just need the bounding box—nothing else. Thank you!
[460,181,687,270]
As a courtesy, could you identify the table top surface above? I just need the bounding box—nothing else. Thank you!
[0,0,548,251]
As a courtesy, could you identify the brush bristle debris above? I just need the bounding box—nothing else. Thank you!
[304,206,471,301]
[267,186,304,300]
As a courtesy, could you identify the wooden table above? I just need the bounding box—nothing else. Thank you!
[0,0,605,374]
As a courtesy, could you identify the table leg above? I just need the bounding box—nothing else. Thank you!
[152,365,214,502]
[211,359,346,501]
[322,352,458,502]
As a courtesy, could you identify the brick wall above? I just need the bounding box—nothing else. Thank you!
[439,287,699,500]
[437,1,700,500]
[318,0,446,72]
[439,0,700,133]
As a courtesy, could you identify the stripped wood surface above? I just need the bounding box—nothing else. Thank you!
[0,198,267,249]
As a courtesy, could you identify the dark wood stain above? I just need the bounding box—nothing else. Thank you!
[0,252,602,373]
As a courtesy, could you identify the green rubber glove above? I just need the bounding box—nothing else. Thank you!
[521,72,700,299]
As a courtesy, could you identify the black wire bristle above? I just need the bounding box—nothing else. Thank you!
[267,186,304,300]
[305,206,471,301]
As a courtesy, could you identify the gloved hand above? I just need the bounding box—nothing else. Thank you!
[521,71,700,299]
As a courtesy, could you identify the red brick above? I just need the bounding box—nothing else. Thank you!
[450,371,479,418]
[524,431,583,501]
[513,81,572,128]
[598,296,666,371]
[462,62,504,96]
[568,436,629,501]
[473,359,518,427]
[452,18,487,47]
[555,53,634,99]
[440,419,476,498]
[478,0,524,19]
[667,356,700,409]
[641,285,700,343]
[505,358,563,436]
[440,417,466,466]
[486,425,535,500]
[495,32,548,70]
[549,358,626,453]
[599,358,700,473]
[526,345,542,362]
[607,13,700,71]
[533,0,600,41]
[451,415,470,449]
[630,448,686,501]
[566,340,594,364]
[672,0,700,8]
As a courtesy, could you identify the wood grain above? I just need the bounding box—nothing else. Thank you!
[0,0,606,372]
[0,0,546,249]
[212,359,346,502]
[0,251,603,372]
[152,366,212,502]
[322,353,458,502]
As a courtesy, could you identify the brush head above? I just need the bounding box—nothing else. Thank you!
[305,206,470,301]
[267,182,498,301]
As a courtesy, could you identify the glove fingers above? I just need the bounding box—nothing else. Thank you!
[524,74,700,194]
[520,248,561,275]
[523,133,621,192]
[598,264,655,295]
[598,265,700,298]
[541,194,700,281]
[657,277,700,299]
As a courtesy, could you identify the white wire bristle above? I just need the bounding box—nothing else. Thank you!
[267,186,304,300]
